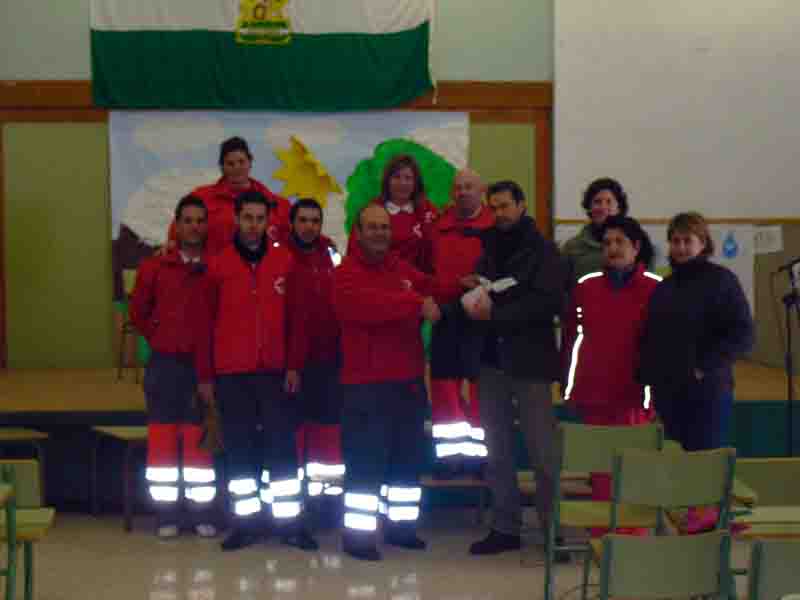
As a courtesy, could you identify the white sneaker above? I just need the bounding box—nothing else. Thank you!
[195,523,217,538]
[157,524,179,539]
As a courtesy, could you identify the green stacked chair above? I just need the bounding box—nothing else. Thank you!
[0,460,56,600]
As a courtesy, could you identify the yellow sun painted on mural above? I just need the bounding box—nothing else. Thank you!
[272,136,343,207]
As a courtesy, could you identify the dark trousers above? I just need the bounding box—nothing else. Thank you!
[144,352,214,524]
[217,372,301,526]
[341,379,427,535]
[654,378,734,451]
[298,361,342,425]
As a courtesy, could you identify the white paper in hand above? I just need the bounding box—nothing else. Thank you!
[461,285,489,314]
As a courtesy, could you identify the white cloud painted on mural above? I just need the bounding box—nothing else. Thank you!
[322,192,348,252]
[133,117,226,155]
[264,118,344,149]
[122,168,219,245]
[407,122,469,169]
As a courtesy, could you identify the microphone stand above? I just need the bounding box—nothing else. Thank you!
[783,266,799,456]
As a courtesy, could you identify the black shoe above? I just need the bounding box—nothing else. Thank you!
[469,529,522,555]
[282,530,319,552]
[553,536,571,564]
[342,533,382,562]
[220,528,260,551]
[384,527,427,550]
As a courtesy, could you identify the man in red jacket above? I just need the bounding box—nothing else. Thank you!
[334,204,441,561]
[208,190,316,552]
[130,195,217,539]
[286,198,344,499]
[429,170,495,478]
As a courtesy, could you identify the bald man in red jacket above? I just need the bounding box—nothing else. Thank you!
[335,204,440,561]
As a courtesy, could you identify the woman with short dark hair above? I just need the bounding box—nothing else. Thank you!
[561,177,630,280]
[638,211,754,532]
[561,216,660,535]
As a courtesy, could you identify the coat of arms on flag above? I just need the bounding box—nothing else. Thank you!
[236,0,291,45]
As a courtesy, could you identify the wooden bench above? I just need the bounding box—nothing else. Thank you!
[420,471,592,525]
[90,426,148,532]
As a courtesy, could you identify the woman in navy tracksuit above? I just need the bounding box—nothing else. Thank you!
[639,212,754,453]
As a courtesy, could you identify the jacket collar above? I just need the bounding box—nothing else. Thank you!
[348,239,397,271]
[483,215,543,251]
[437,205,493,232]
[385,201,415,215]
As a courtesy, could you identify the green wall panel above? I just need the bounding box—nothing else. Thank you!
[469,122,536,214]
[3,123,113,368]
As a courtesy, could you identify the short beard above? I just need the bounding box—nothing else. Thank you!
[180,239,204,251]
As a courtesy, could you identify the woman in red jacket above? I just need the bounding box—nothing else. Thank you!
[168,137,291,255]
[561,215,660,534]
[347,154,437,272]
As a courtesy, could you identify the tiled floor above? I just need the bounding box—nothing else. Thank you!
[16,508,751,600]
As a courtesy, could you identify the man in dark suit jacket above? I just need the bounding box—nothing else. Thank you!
[460,180,568,556]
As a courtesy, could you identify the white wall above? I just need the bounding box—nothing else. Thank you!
[555,0,800,220]
[0,0,553,81]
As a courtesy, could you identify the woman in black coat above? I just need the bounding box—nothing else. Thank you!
[638,212,754,532]
[639,212,754,451]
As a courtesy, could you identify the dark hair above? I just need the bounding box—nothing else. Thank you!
[582,177,629,217]
[380,154,425,208]
[218,136,253,167]
[234,190,272,215]
[667,211,714,257]
[601,215,654,267]
[487,180,526,205]
[175,194,207,221]
[290,198,323,224]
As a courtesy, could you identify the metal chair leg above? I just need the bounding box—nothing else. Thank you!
[581,547,593,600]
[124,444,133,532]
[24,541,33,600]
[34,441,46,505]
[89,435,100,515]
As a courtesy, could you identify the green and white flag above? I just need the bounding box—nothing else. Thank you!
[91,0,434,111]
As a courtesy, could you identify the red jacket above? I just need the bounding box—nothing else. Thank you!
[561,264,662,414]
[129,250,214,381]
[286,234,339,368]
[346,196,438,273]
[168,177,291,256]
[334,244,433,385]
[430,205,495,305]
[208,241,304,375]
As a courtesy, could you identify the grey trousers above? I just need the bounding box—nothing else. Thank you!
[479,367,557,536]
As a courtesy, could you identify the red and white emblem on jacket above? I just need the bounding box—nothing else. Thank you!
[424,210,435,224]
[401,279,413,291]
[413,223,423,238]
[274,276,286,295]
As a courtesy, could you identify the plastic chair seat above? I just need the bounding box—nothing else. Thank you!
[1,507,54,542]
[560,500,659,529]
[735,506,800,525]
[738,523,800,539]
[0,484,11,505]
